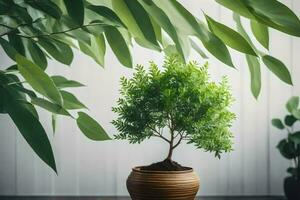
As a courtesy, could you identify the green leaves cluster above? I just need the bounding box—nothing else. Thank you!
[112,56,235,159]
[271,96,300,180]
[0,56,110,173]
[215,0,297,98]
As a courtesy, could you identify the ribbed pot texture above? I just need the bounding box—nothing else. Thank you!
[127,167,200,200]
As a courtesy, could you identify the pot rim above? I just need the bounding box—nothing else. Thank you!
[132,166,194,174]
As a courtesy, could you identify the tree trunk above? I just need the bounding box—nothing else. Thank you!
[166,131,174,161]
[166,144,173,161]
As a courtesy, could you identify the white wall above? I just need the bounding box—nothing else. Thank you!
[1,0,300,196]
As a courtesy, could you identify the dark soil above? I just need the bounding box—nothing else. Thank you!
[140,159,191,171]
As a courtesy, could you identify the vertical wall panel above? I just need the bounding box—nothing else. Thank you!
[0,50,16,195]
[268,0,293,195]
[0,116,16,195]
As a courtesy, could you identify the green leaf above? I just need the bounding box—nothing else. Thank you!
[262,55,293,85]
[31,97,70,116]
[52,114,57,134]
[272,118,285,129]
[286,96,299,113]
[61,90,87,110]
[217,0,300,37]
[287,167,298,177]
[0,37,18,60]
[23,39,47,70]
[26,0,62,19]
[190,38,208,59]
[51,75,85,88]
[79,34,106,66]
[38,37,73,65]
[289,131,300,145]
[2,88,56,172]
[13,85,37,98]
[138,0,186,61]
[277,139,297,159]
[246,55,261,98]
[215,0,254,18]
[105,26,132,68]
[284,115,297,127]
[112,0,159,50]
[87,5,126,28]
[205,14,257,56]
[160,0,234,67]
[16,55,63,105]
[150,17,162,44]
[292,109,300,120]
[198,23,234,68]
[21,101,39,119]
[250,20,269,50]
[244,0,300,37]
[233,14,257,52]
[8,34,25,55]
[63,0,84,25]
[76,112,111,140]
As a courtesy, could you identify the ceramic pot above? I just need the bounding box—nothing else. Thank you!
[284,176,300,200]
[127,167,200,200]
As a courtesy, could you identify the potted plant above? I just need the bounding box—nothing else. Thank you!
[112,56,235,199]
[271,96,300,200]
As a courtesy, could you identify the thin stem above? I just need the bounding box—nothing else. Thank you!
[0,18,45,37]
[15,23,106,39]
[6,81,26,86]
[0,24,13,29]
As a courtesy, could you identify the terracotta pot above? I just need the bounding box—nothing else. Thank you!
[127,167,200,200]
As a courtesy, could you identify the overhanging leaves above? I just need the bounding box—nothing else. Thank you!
[63,0,84,25]
[138,0,186,60]
[246,55,261,98]
[16,55,63,105]
[162,0,234,67]
[205,14,257,56]
[26,0,62,19]
[76,112,111,141]
[105,26,132,68]
[61,90,87,110]
[31,97,70,116]
[38,37,73,66]
[250,20,269,50]
[51,75,85,88]
[2,87,56,172]
[112,0,160,50]
[262,55,293,85]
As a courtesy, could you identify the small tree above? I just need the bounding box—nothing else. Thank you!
[112,56,235,161]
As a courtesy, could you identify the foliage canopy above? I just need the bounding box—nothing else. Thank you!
[112,56,235,160]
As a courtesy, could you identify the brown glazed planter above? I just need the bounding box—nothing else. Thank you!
[127,167,200,200]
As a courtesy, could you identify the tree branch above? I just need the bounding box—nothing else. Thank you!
[172,132,184,150]
[147,125,170,143]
